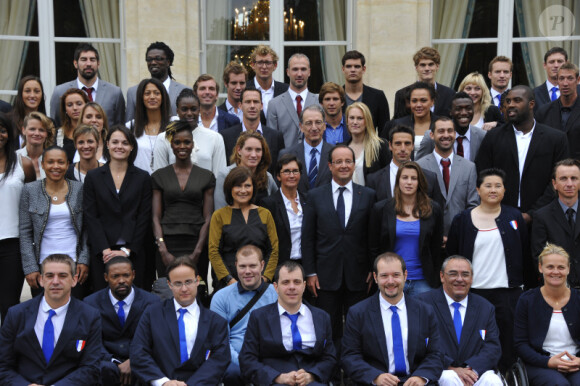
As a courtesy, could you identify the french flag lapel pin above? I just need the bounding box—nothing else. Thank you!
[76,340,86,352]
[479,330,486,340]
[509,220,518,230]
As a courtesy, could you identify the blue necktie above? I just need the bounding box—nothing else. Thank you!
[551,86,558,101]
[117,300,126,328]
[308,148,318,188]
[42,309,56,364]
[390,306,406,375]
[284,312,302,350]
[178,308,189,363]
[337,187,346,228]
[495,94,501,108]
[453,302,462,344]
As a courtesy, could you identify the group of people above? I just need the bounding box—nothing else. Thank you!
[0,39,579,386]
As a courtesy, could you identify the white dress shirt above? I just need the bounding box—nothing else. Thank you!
[288,88,309,112]
[443,291,467,325]
[35,297,71,349]
[379,294,409,374]
[77,77,99,100]
[389,161,399,196]
[198,106,220,132]
[454,129,472,161]
[331,179,353,227]
[490,88,502,108]
[433,151,454,177]
[242,121,263,134]
[225,99,244,121]
[109,286,135,320]
[281,190,303,260]
[278,302,316,351]
[254,77,275,115]
[513,122,535,207]
[545,80,560,100]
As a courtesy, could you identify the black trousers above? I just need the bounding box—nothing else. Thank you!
[0,238,24,323]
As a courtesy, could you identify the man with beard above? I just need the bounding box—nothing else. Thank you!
[475,85,569,223]
[417,92,487,162]
[50,43,125,125]
[125,42,188,121]
[218,62,247,122]
[84,256,160,385]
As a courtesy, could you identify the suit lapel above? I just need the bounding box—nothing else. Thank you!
[369,296,390,366]
[163,300,181,361]
[101,164,119,198]
[406,300,419,369]
[347,183,362,229]
[282,93,300,129]
[427,155,447,199]
[190,306,210,360]
[102,289,124,329]
[267,304,285,350]
[95,81,107,105]
[433,289,458,348]
[504,126,519,170]
[276,190,291,235]
[460,294,478,355]
[324,184,343,230]
[123,288,141,328]
[550,199,574,237]
[318,143,332,185]
[50,298,80,364]
[447,157,461,199]
[23,297,45,365]
[522,126,543,176]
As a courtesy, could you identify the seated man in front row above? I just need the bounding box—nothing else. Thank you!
[239,260,337,385]
[131,257,230,385]
[417,256,502,386]
[342,252,443,385]
[84,256,160,385]
[210,244,278,385]
[0,254,102,385]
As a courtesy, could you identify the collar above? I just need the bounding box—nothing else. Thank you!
[242,121,262,134]
[546,80,558,90]
[558,198,578,214]
[326,116,345,130]
[390,160,399,173]
[237,279,266,294]
[490,88,502,100]
[277,302,306,316]
[433,150,454,165]
[512,120,536,137]
[225,99,240,113]
[331,179,353,193]
[77,77,99,91]
[41,296,71,316]
[254,77,275,93]
[281,189,301,206]
[443,290,468,309]
[456,126,472,140]
[288,88,308,102]
[173,298,199,316]
[378,292,406,311]
[108,286,135,308]
[303,140,323,155]
[163,77,171,91]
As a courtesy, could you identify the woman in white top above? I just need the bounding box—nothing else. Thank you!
[515,243,580,385]
[128,78,170,174]
[0,114,34,322]
[16,111,55,179]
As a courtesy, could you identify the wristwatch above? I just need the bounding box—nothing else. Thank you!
[120,247,130,256]
[222,275,233,284]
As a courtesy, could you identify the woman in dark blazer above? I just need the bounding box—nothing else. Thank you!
[342,102,389,186]
[83,125,152,290]
[369,161,443,293]
[514,243,580,385]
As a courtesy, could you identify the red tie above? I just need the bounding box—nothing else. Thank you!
[296,95,302,118]
[456,136,465,157]
[441,159,451,193]
[82,86,94,101]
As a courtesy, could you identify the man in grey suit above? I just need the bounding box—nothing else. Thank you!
[125,42,187,122]
[417,116,479,236]
[417,92,486,162]
[50,43,125,126]
[267,53,318,147]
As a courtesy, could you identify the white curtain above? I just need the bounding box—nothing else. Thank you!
[515,0,579,87]
[319,0,346,83]
[206,1,230,84]
[79,0,121,85]
[432,0,475,88]
[0,0,35,103]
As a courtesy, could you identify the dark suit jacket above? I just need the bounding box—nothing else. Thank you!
[84,286,160,361]
[239,302,336,385]
[369,198,444,288]
[393,82,455,119]
[341,138,391,179]
[220,123,286,174]
[475,121,569,215]
[343,84,391,131]
[416,288,501,375]
[0,100,11,113]
[131,299,230,385]
[533,83,580,113]
[366,165,445,209]
[302,182,376,292]
[342,294,443,384]
[261,189,308,265]
[278,141,334,192]
[0,296,102,385]
[216,109,241,133]
[536,98,580,160]
[532,199,580,287]
[83,164,152,257]
[246,78,289,126]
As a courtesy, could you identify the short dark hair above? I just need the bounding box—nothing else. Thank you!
[235,244,263,262]
[328,144,355,164]
[413,47,440,66]
[41,145,68,160]
[223,166,257,206]
[341,50,366,66]
[388,125,415,143]
[222,61,248,85]
[103,125,138,165]
[553,158,580,180]
[146,41,175,78]
[193,74,218,95]
[558,62,579,78]
[105,256,134,274]
[74,43,99,62]
[373,252,406,274]
[452,91,473,104]
[476,168,506,187]
[176,88,200,109]
[319,82,346,105]
[509,85,535,102]
[544,47,568,63]
[408,81,437,101]
[41,254,76,276]
[273,260,305,283]
[241,88,262,103]
[166,256,198,279]
[276,153,303,177]
[433,116,453,127]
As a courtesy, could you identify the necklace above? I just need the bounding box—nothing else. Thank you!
[146,134,157,169]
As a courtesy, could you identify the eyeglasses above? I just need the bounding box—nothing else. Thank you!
[169,279,198,288]
[331,159,354,165]
[281,169,301,176]
[302,120,324,128]
[253,60,274,67]
[146,56,167,63]
[444,271,472,279]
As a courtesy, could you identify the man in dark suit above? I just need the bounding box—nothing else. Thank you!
[0,99,11,113]
[341,50,390,130]
[221,88,285,174]
[267,53,318,147]
[320,82,350,145]
[417,92,487,162]
[246,44,289,125]
[50,43,125,126]
[475,85,569,222]
[131,257,230,385]
[417,256,502,386]
[84,256,160,385]
[536,62,580,159]
[532,159,580,288]
[0,254,102,385]
[239,261,336,385]
[393,47,455,119]
[367,125,445,208]
[302,144,376,349]
[279,104,334,192]
[194,74,240,133]
[126,41,187,121]
[217,61,247,122]
[342,252,443,385]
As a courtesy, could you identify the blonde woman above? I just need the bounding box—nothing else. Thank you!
[344,102,389,185]
[458,72,503,131]
[16,112,55,179]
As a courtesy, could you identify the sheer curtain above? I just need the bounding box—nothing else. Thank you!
[432,0,475,88]
[515,0,579,87]
[206,1,229,82]
[0,0,35,101]
[79,0,121,85]
[319,0,346,83]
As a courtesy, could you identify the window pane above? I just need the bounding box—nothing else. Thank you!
[0,0,37,36]
[62,0,120,39]
[514,0,578,38]
[284,0,346,42]
[207,0,270,41]
[54,0,86,37]
[433,0,498,39]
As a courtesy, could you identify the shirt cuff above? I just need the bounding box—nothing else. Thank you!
[151,377,170,386]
